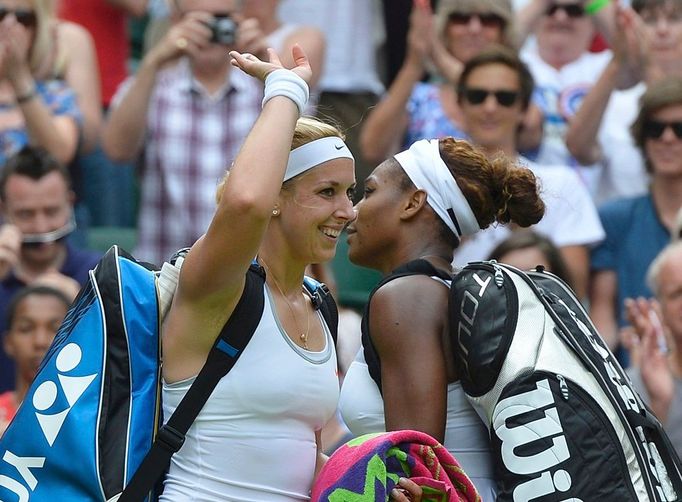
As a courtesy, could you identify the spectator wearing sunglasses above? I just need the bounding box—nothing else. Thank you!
[566,0,682,204]
[0,0,92,168]
[516,0,618,193]
[590,77,682,364]
[452,46,604,300]
[359,0,544,169]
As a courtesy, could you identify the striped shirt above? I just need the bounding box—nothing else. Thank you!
[113,58,262,265]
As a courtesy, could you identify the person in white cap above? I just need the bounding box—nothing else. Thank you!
[339,137,546,501]
[158,46,357,501]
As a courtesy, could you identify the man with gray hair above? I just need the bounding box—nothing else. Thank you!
[625,240,682,455]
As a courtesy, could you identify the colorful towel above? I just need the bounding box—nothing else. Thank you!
[311,430,482,502]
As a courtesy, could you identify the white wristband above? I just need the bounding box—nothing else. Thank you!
[261,69,309,116]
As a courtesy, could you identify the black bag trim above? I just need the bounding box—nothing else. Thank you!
[97,248,133,497]
[362,259,452,392]
[449,262,519,397]
[511,264,682,500]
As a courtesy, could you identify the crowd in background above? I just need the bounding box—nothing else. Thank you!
[0,0,681,460]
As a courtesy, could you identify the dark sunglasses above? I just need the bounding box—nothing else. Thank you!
[0,7,37,28]
[448,12,506,29]
[644,120,682,140]
[461,87,520,107]
[546,3,585,18]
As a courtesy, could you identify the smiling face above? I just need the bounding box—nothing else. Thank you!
[459,63,526,154]
[346,160,409,271]
[643,104,682,179]
[277,157,356,264]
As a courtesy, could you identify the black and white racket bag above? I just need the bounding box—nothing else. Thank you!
[449,261,682,501]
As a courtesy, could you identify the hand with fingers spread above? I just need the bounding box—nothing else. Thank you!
[0,225,22,281]
[230,44,312,85]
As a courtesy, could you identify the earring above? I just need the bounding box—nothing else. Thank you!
[272,208,280,216]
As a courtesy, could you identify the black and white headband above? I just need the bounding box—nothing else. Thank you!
[394,139,479,239]
[284,137,354,181]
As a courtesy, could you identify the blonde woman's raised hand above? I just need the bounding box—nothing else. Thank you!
[229,44,312,85]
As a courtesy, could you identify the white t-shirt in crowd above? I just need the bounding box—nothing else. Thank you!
[277,0,385,95]
[596,82,649,204]
[453,157,605,266]
[521,46,611,195]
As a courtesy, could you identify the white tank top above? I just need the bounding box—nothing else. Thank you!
[338,274,497,501]
[160,284,339,502]
[339,352,497,500]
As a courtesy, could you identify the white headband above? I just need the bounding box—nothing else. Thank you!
[394,139,479,240]
[284,137,354,181]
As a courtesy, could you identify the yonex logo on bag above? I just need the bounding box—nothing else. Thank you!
[493,379,581,501]
[0,342,96,499]
[33,342,97,446]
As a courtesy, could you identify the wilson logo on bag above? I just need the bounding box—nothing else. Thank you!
[449,261,682,502]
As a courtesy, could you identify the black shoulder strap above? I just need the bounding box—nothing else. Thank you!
[303,275,338,345]
[119,263,266,501]
[362,259,452,393]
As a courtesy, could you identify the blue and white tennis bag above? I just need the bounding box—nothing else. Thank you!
[0,246,172,501]
[449,261,682,501]
[0,245,339,501]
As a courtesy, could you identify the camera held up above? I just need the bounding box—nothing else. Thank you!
[209,15,237,45]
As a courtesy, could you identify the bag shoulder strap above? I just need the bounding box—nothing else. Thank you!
[363,259,452,392]
[119,262,267,501]
[303,275,339,345]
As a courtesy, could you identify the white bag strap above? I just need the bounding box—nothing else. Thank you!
[157,253,185,322]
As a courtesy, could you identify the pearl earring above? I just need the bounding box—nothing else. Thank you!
[272,208,280,216]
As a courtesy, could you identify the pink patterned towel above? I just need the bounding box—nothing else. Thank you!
[311,430,481,502]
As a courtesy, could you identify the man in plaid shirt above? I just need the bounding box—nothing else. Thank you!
[103,0,265,265]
